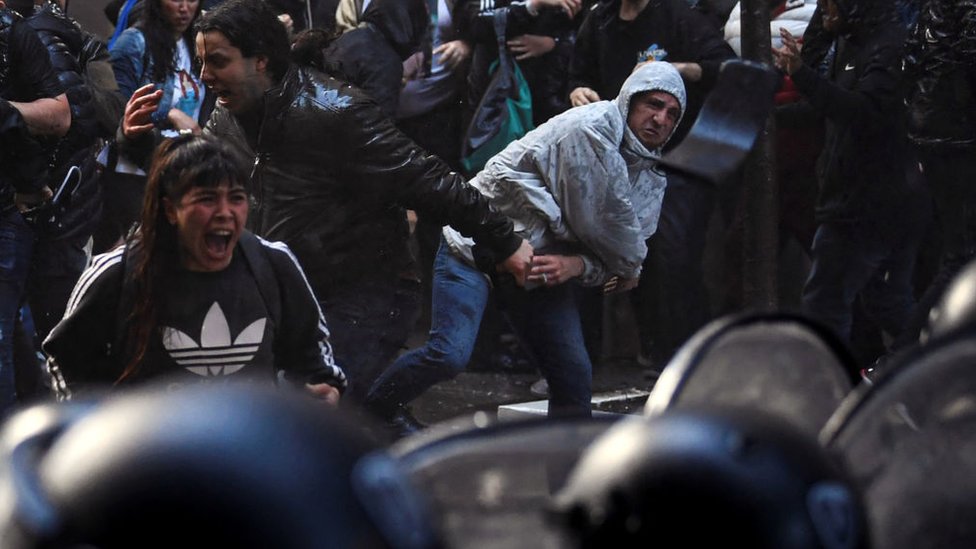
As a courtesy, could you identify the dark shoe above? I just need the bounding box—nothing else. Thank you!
[388,406,426,439]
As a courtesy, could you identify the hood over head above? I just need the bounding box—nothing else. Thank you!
[362,0,429,60]
[614,62,687,157]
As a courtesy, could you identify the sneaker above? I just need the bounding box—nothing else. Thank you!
[387,406,426,439]
[530,377,549,397]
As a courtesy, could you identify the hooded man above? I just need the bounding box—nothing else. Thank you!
[366,62,686,430]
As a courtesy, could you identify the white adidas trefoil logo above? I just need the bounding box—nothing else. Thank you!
[163,302,266,377]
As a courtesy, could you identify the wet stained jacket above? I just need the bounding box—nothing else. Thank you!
[444,62,687,285]
[204,64,522,300]
[793,1,909,222]
[322,0,428,117]
[904,0,976,148]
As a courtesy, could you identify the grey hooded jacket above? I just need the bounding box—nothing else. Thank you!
[444,62,686,285]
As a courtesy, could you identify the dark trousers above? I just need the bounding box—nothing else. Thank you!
[802,214,924,344]
[321,276,422,405]
[898,147,976,344]
[632,171,715,364]
[15,233,90,402]
[0,210,33,414]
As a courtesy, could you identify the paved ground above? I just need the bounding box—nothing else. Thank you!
[410,357,656,425]
[406,294,659,425]
[408,294,654,423]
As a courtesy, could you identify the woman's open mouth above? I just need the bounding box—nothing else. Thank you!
[205,229,233,255]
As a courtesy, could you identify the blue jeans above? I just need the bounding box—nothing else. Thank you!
[0,210,34,414]
[366,243,593,418]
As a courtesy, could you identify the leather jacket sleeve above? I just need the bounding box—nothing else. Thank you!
[333,95,523,261]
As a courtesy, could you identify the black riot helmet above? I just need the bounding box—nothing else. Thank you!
[924,258,976,343]
[551,411,868,549]
[0,384,440,549]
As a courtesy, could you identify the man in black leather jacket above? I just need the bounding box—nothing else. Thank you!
[122,0,532,404]
[0,2,70,413]
[10,0,107,347]
[5,0,121,400]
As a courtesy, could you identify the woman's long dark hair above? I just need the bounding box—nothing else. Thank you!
[119,134,250,383]
[141,0,203,85]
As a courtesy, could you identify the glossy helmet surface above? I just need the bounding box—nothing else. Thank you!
[0,384,439,549]
[552,411,867,549]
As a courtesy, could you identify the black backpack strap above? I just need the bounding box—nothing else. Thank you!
[236,231,282,343]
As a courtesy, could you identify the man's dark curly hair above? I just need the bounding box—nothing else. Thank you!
[194,0,290,82]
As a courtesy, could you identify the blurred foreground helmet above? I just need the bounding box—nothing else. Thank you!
[0,384,439,549]
[924,258,976,343]
[551,411,867,549]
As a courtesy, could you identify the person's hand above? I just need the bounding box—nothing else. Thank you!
[528,254,584,286]
[122,83,163,140]
[670,61,703,82]
[772,28,803,75]
[167,109,202,135]
[498,239,534,286]
[529,0,581,18]
[507,35,556,61]
[15,185,53,213]
[305,382,340,406]
[603,275,639,294]
[570,86,601,107]
[278,13,294,35]
[434,39,472,70]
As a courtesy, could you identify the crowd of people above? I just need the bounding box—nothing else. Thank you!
[0,0,970,436]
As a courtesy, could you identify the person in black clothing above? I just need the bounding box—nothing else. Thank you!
[457,0,583,129]
[44,135,347,401]
[9,0,104,331]
[120,0,532,405]
[773,0,927,349]
[2,0,110,400]
[0,1,70,414]
[290,0,429,118]
[567,0,736,367]
[266,0,339,32]
[896,0,976,346]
